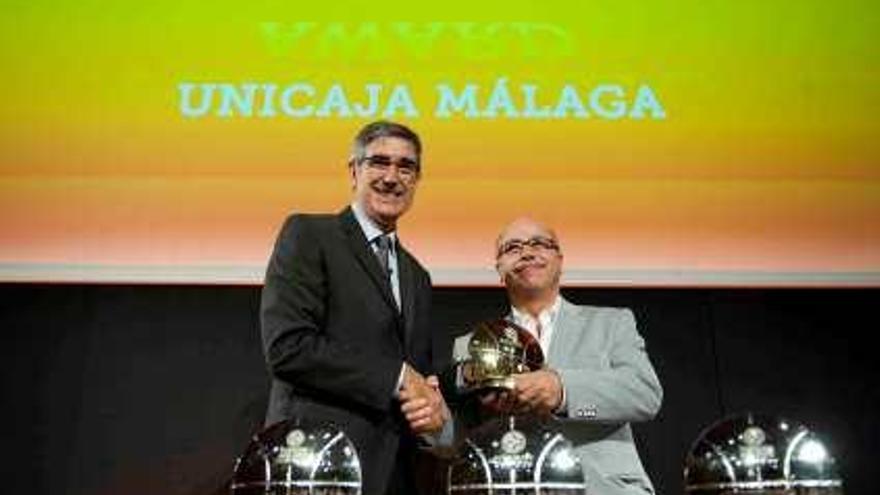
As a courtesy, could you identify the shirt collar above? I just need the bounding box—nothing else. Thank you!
[510,295,562,331]
[351,202,397,246]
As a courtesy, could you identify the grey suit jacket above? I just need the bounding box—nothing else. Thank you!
[451,297,662,495]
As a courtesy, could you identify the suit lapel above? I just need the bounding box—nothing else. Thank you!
[338,207,398,312]
[396,242,417,347]
[504,297,574,367]
[546,297,576,367]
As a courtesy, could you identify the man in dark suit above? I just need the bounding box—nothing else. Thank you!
[260,121,450,495]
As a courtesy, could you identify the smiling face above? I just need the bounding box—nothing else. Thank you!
[495,218,563,298]
[350,136,420,231]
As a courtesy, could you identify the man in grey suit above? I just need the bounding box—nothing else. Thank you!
[449,217,663,495]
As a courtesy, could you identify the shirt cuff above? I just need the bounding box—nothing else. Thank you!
[393,362,406,398]
[418,413,455,449]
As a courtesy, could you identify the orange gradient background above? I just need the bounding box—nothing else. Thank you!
[2,1,878,286]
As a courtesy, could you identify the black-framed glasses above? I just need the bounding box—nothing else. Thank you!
[359,154,420,181]
[497,236,560,258]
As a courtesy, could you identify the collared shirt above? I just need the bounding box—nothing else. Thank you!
[351,202,401,309]
[351,203,410,402]
[509,295,562,356]
[509,295,567,413]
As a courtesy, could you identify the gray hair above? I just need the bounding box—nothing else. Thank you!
[349,120,422,169]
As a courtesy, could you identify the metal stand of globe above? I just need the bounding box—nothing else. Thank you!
[230,417,362,495]
[684,412,843,495]
[448,414,588,495]
[462,318,545,393]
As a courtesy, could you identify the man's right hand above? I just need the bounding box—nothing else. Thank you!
[399,364,449,435]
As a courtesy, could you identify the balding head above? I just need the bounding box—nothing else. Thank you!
[495,217,560,257]
[495,217,563,304]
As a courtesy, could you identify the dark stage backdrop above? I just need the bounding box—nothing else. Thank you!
[2,284,877,495]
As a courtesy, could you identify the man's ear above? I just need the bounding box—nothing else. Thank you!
[348,160,357,188]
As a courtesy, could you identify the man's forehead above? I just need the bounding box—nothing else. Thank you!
[365,136,418,155]
[498,219,557,243]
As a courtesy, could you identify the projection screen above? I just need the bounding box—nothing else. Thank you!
[2,1,878,286]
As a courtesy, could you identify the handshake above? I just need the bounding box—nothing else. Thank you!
[398,363,450,435]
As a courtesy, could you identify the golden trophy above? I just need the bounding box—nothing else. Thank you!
[462,318,545,391]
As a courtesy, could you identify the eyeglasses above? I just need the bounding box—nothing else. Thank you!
[497,236,560,258]
[359,154,420,182]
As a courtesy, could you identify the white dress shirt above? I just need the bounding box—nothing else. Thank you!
[509,295,562,356]
[351,202,401,309]
[509,295,568,412]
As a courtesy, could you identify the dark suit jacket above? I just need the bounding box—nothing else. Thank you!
[260,206,447,495]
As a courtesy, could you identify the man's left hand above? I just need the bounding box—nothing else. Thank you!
[512,369,563,416]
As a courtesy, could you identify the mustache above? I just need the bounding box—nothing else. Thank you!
[370,179,406,194]
[513,260,545,273]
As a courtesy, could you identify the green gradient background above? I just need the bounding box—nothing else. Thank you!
[1,1,878,285]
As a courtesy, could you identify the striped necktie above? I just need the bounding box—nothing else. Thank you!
[373,234,392,276]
